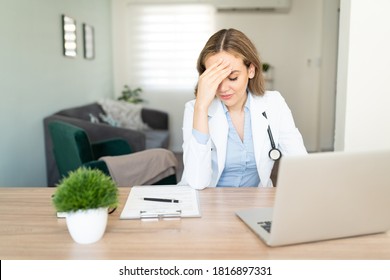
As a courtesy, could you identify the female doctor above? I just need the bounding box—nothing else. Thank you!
[179,28,307,189]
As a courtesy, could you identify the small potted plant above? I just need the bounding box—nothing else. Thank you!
[117,85,144,104]
[52,167,119,244]
[262,62,270,73]
[262,62,273,88]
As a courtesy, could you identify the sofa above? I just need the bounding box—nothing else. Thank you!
[43,102,170,186]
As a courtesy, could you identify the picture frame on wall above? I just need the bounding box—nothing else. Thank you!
[62,15,77,57]
[83,23,95,60]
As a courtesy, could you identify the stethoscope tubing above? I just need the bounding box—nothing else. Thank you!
[262,112,282,161]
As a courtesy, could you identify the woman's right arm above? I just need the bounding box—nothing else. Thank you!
[181,59,231,189]
[181,101,213,189]
[193,59,231,134]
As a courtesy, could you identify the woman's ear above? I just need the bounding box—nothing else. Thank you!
[248,64,255,79]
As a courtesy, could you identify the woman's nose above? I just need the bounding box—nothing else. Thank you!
[218,79,229,93]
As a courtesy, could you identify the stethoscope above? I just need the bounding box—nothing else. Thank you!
[262,112,282,161]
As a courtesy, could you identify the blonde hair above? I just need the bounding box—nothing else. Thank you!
[195,28,265,96]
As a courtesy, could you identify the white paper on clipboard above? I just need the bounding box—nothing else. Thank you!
[120,185,201,219]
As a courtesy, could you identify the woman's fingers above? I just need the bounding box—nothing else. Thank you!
[199,59,231,88]
[202,59,231,81]
[196,59,232,108]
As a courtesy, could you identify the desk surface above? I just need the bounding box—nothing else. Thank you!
[1,187,389,260]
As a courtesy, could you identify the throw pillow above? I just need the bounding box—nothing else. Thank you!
[98,99,150,131]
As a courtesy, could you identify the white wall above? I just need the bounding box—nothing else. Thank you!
[335,0,390,151]
[319,0,339,151]
[113,0,338,153]
[0,0,114,187]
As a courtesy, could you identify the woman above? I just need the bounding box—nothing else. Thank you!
[179,28,307,189]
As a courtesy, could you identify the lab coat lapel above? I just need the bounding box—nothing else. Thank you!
[208,99,228,178]
[249,94,270,184]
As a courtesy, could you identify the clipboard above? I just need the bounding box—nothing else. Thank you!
[120,185,201,220]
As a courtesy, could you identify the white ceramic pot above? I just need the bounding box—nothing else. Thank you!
[66,207,108,244]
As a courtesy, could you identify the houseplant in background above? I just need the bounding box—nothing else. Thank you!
[262,62,272,79]
[262,62,270,73]
[118,85,144,104]
[262,62,273,89]
[52,167,119,244]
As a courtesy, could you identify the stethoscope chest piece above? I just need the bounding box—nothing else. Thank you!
[269,148,282,161]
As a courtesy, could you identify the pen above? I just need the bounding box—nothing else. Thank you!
[143,197,179,203]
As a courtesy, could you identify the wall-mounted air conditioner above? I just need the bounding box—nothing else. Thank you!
[202,0,291,11]
[127,0,292,12]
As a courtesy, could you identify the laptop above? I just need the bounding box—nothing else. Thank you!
[236,149,390,247]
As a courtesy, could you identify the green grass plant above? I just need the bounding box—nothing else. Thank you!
[52,167,119,213]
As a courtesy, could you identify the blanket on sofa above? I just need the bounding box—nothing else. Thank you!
[100,148,177,187]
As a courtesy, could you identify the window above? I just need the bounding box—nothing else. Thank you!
[125,4,215,91]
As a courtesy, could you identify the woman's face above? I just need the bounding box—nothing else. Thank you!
[204,51,254,110]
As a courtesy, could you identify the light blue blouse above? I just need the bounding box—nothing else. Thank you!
[192,96,260,187]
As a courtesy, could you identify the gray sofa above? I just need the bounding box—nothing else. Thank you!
[43,102,170,186]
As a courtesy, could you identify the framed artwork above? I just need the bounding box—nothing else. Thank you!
[62,15,77,57]
[83,23,95,60]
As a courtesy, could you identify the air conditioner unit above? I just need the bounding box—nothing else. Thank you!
[203,0,292,11]
[127,0,291,12]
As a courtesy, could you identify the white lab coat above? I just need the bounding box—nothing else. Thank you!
[179,91,307,189]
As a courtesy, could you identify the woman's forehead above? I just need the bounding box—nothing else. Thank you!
[204,51,245,68]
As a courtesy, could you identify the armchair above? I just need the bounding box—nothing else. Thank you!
[44,102,170,186]
[48,121,176,187]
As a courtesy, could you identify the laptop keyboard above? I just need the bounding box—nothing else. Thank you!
[257,221,272,233]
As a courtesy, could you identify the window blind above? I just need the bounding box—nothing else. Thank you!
[125,4,215,91]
